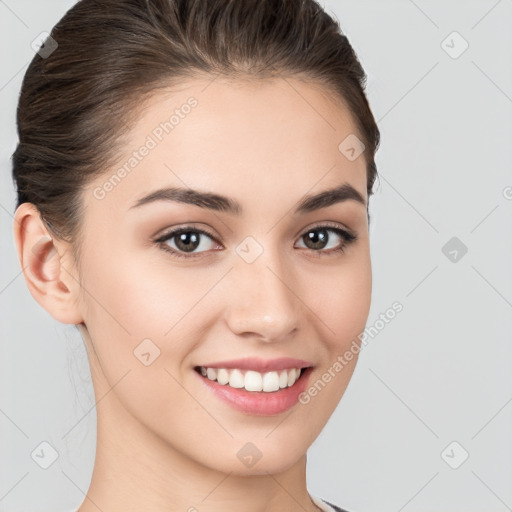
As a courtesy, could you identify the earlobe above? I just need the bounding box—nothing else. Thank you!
[13,203,84,325]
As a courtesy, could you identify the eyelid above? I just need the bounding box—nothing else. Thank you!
[154,223,219,242]
[300,220,356,238]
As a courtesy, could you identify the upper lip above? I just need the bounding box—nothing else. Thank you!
[197,357,314,373]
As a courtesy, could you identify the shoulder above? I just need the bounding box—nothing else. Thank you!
[310,494,351,512]
[321,499,351,512]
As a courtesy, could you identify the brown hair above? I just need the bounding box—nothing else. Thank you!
[11,0,380,265]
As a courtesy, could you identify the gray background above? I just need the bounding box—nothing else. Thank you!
[1,1,511,511]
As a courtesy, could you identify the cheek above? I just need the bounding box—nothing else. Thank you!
[82,247,198,336]
[78,250,201,423]
[79,247,225,377]
[295,254,371,418]
[302,247,372,350]
[338,256,372,339]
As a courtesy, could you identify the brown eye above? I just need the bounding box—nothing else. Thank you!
[155,227,220,259]
[172,231,201,253]
[302,229,330,250]
[296,226,357,255]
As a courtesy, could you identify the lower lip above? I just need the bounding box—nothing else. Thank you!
[194,367,313,416]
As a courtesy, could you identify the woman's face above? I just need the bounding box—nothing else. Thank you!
[75,76,371,475]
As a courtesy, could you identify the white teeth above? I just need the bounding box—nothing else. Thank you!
[217,368,230,385]
[287,368,297,387]
[199,366,304,392]
[263,371,280,392]
[245,371,263,392]
[228,369,245,388]
[278,370,288,388]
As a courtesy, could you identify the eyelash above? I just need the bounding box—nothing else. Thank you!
[154,223,357,260]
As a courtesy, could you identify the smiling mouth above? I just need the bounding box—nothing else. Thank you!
[193,365,309,393]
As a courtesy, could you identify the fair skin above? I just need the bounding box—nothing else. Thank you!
[14,76,371,512]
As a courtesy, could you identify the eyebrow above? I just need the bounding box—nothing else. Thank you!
[129,182,366,215]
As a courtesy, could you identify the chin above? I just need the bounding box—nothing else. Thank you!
[198,437,309,477]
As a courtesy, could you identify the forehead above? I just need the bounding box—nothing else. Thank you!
[85,75,367,213]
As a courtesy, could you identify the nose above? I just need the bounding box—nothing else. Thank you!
[223,247,301,343]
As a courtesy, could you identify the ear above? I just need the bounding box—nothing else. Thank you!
[13,203,84,325]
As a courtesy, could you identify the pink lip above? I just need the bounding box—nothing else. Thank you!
[197,357,313,372]
[194,366,313,416]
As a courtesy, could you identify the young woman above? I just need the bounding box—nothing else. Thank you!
[12,0,380,510]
